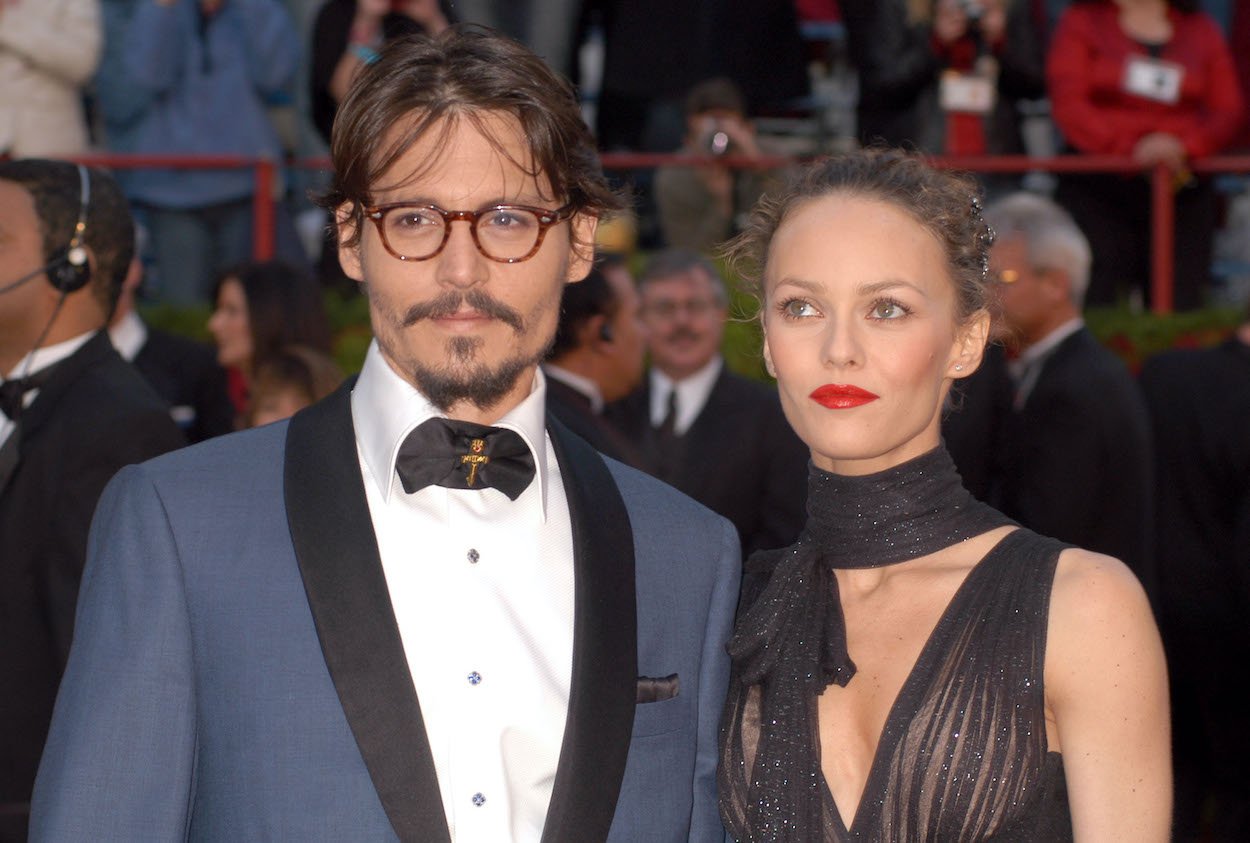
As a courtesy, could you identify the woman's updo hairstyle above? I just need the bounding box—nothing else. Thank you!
[725,147,995,324]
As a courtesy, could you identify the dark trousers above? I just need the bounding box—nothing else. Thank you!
[1054,172,1216,312]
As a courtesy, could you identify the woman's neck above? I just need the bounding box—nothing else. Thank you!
[1116,0,1173,44]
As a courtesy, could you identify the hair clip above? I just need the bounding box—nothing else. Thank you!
[970,195,995,278]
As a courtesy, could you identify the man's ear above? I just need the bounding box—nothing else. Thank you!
[335,203,365,283]
[949,308,991,378]
[581,313,612,350]
[565,212,599,283]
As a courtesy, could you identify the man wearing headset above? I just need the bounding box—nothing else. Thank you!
[0,158,185,840]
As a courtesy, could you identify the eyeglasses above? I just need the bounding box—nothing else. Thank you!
[364,202,575,263]
[641,298,721,321]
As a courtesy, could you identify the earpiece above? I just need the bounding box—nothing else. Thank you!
[599,322,614,343]
[47,164,91,294]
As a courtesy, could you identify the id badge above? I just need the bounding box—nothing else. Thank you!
[1123,55,1183,104]
[939,71,996,114]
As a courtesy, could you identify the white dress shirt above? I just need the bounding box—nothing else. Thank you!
[0,331,93,447]
[107,310,147,362]
[351,341,575,842]
[648,355,723,435]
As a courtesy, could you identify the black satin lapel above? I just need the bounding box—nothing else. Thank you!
[541,416,638,843]
[285,381,451,843]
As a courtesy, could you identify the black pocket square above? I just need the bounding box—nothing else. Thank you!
[636,673,679,703]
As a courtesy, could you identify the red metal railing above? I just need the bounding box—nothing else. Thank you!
[72,153,279,270]
[73,151,1250,315]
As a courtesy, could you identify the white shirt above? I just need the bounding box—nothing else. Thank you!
[0,331,93,448]
[107,310,147,362]
[648,355,723,435]
[351,341,575,843]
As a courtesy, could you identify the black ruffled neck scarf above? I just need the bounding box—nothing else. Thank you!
[719,444,1012,841]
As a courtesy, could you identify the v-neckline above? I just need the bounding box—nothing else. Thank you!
[821,528,1019,838]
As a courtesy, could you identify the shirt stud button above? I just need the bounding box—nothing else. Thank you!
[468,671,482,686]
[472,792,486,807]
[467,548,480,564]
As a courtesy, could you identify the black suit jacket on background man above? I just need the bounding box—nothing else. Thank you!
[544,376,642,468]
[609,368,808,555]
[1138,335,1250,836]
[994,327,1154,585]
[131,326,234,443]
[0,331,185,837]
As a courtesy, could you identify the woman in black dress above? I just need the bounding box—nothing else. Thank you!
[717,148,1170,841]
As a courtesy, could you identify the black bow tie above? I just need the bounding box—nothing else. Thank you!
[395,417,536,500]
[0,363,60,423]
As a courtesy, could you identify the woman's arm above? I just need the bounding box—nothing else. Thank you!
[1046,548,1171,841]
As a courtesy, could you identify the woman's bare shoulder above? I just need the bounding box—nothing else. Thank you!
[1045,547,1163,704]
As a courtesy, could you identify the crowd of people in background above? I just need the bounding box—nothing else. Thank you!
[1,2,1248,841]
[3,1,1248,310]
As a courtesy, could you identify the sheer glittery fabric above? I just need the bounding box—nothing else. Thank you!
[719,446,1074,841]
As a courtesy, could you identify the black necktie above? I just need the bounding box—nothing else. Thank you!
[395,417,536,500]
[652,389,682,482]
[657,389,678,441]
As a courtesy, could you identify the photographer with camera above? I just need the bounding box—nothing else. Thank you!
[654,77,784,254]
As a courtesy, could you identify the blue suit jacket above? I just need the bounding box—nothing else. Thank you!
[30,383,740,842]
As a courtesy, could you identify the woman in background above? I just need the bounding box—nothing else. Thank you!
[717,149,1169,841]
[1048,0,1243,310]
[207,259,332,424]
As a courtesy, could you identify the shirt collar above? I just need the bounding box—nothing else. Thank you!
[108,311,148,362]
[1013,317,1083,373]
[542,363,604,413]
[649,354,723,434]
[5,330,95,382]
[352,340,551,516]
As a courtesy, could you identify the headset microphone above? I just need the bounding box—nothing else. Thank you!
[0,264,54,296]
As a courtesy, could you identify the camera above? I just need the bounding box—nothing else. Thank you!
[699,119,733,156]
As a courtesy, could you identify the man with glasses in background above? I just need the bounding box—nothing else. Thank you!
[32,27,739,843]
[608,249,807,555]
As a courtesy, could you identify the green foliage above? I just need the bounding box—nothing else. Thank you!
[1083,305,1243,372]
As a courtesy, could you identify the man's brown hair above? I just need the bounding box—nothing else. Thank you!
[322,25,623,249]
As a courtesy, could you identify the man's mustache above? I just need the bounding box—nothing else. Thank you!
[401,289,525,332]
[663,326,702,344]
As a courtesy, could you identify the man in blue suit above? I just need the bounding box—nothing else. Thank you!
[31,26,740,843]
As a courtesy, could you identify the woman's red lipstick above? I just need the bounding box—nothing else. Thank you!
[810,384,879,409]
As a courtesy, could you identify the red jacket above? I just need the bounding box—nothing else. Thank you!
[1047,2,1244,157]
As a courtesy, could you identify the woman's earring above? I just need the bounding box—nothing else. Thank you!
[954,363,964,372]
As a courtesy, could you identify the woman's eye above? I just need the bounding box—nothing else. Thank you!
[870,299,910,320]
[781,298,817,318]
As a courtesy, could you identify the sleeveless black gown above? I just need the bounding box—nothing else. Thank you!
[719,446,1074,841]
